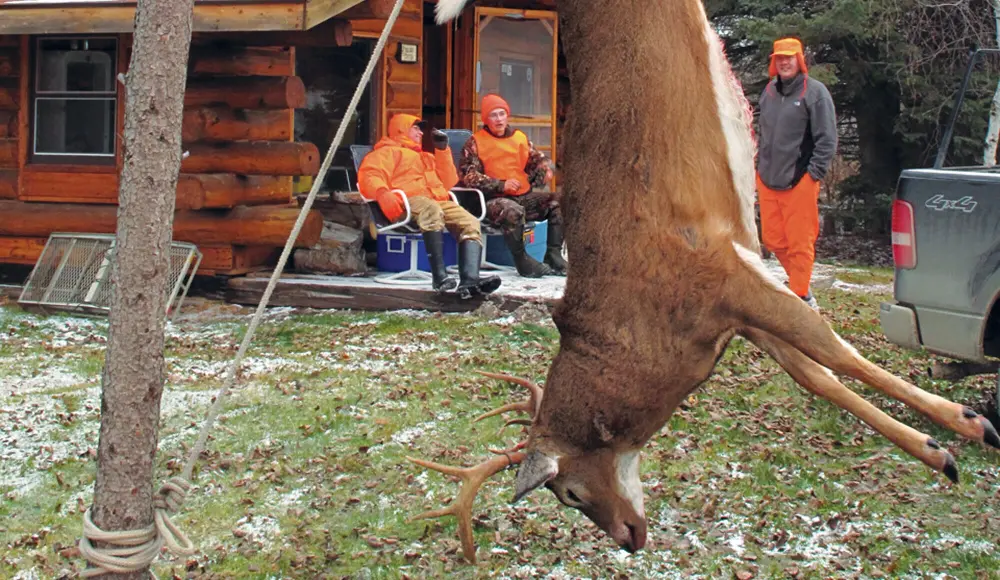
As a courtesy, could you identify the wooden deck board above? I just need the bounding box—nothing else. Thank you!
[226,270,565,313]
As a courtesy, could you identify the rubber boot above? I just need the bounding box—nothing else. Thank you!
[456,240,502,299]
[543,221,568,276]
[503,222,552,278]
[422,230,457,293]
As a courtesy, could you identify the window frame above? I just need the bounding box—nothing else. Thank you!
[29,35,120,167]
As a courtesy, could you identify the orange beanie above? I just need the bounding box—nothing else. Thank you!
[768,37,808,78]
[480,94,510,125]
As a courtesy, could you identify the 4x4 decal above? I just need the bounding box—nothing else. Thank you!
[924,194,977,213]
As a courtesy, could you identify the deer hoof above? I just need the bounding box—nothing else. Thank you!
[981,417,1000,449]
[941,451,959,483]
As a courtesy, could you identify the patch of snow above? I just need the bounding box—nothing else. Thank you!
[159,388,217,419]
[726,531,745,556]
[1,381,214,497]
[167,356,302,384]
[232,514,281,549]
[832,279,893,294]
[932,532,995,555]
[727,462,748,479]
[0,386,101,495]
[2,364,95,397]
[278,486,309,508]
[683,530,706,550]
[390,421,438,446]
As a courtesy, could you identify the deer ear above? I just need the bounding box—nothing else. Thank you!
[512,450,559,503]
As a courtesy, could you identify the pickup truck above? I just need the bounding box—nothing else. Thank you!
[879,49,1000,410]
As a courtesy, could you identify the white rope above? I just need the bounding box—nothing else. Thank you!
[78,0,407,575]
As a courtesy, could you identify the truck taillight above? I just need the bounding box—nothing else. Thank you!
[891,199,916,269]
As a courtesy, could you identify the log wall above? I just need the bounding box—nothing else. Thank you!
[0,32,327,276]
[0,36,21,201]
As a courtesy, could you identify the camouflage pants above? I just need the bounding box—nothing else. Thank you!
[485,191,563,236]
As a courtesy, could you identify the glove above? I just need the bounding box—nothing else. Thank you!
[431,129,448,150]
[375,188,406,223]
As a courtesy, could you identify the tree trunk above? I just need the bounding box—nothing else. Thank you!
[983,0,1000,166]
[89,0,195,579]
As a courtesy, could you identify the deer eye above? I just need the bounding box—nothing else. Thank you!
[565,488,583,505]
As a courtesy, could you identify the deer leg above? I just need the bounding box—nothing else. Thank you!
[741,328,959,481]
[730,243,1000,450]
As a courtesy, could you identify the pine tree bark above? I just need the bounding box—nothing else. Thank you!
[89,1,195,578]
[983,0,1000,166]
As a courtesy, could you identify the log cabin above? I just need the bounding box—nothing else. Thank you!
[0,0,563,277]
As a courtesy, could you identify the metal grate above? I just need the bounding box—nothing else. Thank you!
[18,233,202,319]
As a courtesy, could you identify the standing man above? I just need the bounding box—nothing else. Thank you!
[756,37,838,310]
[459,94,567,278]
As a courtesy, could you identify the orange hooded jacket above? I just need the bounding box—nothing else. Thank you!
[358,113,459,222]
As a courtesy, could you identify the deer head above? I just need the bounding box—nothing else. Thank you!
[515,446,647,552]
[412,0,1000,565]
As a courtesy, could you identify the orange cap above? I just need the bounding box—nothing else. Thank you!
[480,94,510,125]
[768,37,808,78]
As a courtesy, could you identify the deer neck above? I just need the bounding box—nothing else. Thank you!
[556,0,757,254]
[533,0,757,452]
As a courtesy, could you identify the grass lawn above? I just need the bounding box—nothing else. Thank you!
[1,273,998,579]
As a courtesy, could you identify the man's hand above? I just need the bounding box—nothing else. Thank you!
[503,179,522,194]
[432,129,449,150]
[375,188,406,222]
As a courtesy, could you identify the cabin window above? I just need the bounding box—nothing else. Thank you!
[31,37,118,164]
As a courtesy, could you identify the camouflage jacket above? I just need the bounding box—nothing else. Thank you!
[458,126,551,198]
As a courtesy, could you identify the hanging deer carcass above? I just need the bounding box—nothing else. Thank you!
[406,0,1000,563]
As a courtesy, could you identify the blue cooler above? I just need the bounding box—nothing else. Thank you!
[485,220,547,267]
[376,230,458,273]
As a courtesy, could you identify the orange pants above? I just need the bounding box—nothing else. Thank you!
[757,173,820,297]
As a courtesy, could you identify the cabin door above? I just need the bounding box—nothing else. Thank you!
[470,7,558,170]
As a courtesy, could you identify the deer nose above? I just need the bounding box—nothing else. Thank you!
[614,520,647,552]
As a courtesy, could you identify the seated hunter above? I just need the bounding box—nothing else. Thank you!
[458,94,567,278]
[358,113,501,299]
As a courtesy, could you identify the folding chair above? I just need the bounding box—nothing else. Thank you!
[350,145,429,285]
[440,129,515,273]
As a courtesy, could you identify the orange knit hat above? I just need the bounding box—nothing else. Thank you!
[768,37,808,78]
[480,94,510,125]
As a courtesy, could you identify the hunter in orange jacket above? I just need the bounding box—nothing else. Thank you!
[359,113,460,222]
[458,94,567,278]
[357,113,500,300]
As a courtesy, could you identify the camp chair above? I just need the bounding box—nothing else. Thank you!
[350,144,427,285]
[439,129,516,272]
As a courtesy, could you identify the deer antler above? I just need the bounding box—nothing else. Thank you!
[472,371,544,425]
[405,372,543,563]
[405,452,525,563]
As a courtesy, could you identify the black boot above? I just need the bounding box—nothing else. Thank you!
[503,222,552,278]
[422,230,457,293]
[543,221,568,276]
[456,240,502,299]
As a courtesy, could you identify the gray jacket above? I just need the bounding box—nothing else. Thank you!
[756,73,837,190]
